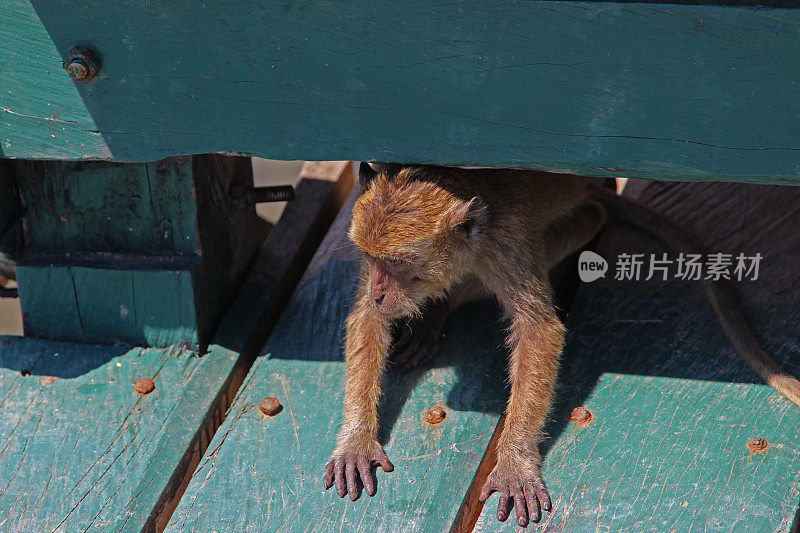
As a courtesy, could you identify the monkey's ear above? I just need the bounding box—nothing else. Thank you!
[359,162,379,188]
[452,197,488,241]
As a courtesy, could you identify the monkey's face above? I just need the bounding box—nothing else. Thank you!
[363,254,436,318]
[350,166,489,318]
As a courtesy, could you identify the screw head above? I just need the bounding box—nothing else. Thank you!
[63,46,100,81]
[424,405,447,424]
[569,406,593,425]
[746,436,768,453]
[134,377,155,395]
[259,397,282,417]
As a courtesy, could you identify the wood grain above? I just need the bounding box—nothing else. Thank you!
[167,185,510,532]
[13,154,260,349]
[473,180,800,531]
[0,162,353,532]
[1,2,799,183]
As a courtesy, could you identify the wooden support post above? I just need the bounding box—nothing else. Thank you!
[0,159,22,280]
[12,155,260,349]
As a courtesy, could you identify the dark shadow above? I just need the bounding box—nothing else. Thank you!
[0,335,130,378]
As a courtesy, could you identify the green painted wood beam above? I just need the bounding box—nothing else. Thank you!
[12,155,260,348]
[2,2,799,183]
[15,264,199,347]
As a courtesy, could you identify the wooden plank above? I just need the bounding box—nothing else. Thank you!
[13,158,197,254]
[2,2,799,184]
[0,162,352,532]
[13,155,260,348]
[473,181,800,531]
[166,186,509,532]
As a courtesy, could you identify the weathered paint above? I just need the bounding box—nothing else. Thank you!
[474,180,800,531]
[13,155,260,348]
[0,166,352,532]
[168,190,510,532]
[1,2,799,183]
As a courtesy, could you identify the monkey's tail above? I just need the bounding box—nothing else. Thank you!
[590,185,800,407]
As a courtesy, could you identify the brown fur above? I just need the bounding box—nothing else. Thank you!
[325,164,800,527]
[325,164,593,526]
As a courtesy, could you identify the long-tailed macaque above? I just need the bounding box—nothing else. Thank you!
[324,163,800,527]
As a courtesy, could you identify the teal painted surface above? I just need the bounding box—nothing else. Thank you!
[168,257,508,530]
[2,2,799,183]
[15,158,197,254]
[0,169,348,532]
[16,264,198,347]
[475,375,800,532]
[0,336,239,532]
[475,181,800,530]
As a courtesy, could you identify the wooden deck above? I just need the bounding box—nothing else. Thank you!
[2,1,799,530]
[0,176,798,530]
[158,180,797,531]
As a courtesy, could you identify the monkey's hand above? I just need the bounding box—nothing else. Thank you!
[323,437,394,501]
[479,456,552,527]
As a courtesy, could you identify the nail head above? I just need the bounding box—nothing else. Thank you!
[259,397,282,416]
[424,405,447,424]
[569,406,593,424]
[134,377,155,395]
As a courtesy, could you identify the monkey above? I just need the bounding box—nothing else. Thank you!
[323,163,800,527]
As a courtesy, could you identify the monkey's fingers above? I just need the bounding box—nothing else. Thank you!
[496,487,512,522]
[370,448,394,472]
[323,460,335,489]
[356,456,375,496]
[511,485,528,527]
[523,484,542,524]
[345,462,361,501]
[478,481,497,502]
[531,479,551,512]
[334,459,347,498]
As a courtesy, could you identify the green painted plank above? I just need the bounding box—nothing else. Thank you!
[0,337,239,532]
[0,168,352,532]
[13,158,197,255]
[167,190,510,532]
[474,374,800,532]
[2,2,800,183]
[474,180,800,530]
[16,264,199,348]
[13,154,259,348]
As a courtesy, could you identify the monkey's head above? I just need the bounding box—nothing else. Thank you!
[349,163,488,318]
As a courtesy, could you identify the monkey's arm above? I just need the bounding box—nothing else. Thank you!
[479,266,564,527]
[324,278,394,500]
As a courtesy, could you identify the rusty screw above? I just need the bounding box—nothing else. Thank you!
[20,369,31,377]
[424,405,447,425]
[63,46,100,81]
[746,436,768,453]
[569,406,593,425]
[134,377,155,395]
[259,397,282,416]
